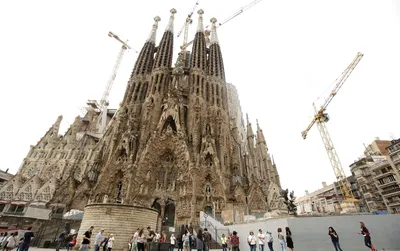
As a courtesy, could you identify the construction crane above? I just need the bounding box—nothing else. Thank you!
[96,31,133,135]
[301,52,364,206]
[177,0,200,45]
[180,0,263,51]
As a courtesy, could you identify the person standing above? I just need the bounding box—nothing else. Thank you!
[146,227,155,251]
[20,227,34,251]
[285,227,294,251]
[195,229,203,251]
[328,227,343,251]
[202,229,211,251]
[265,232,274,251]
[229,231,239,251]
[78,226,94,251]
[221,234,227,251]
[277,228,285,251]
[170,234,176,251]
[67,235,77,251]
[137,229,146,251]
[182,232,190,251]
[358,222,375,251]
[107,234,114,251]
[131,228,140,251]
[257,230,265,251]
[95,229,105,251]
[247,231,257,251]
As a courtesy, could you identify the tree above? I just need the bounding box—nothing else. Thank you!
[280,189,297,216]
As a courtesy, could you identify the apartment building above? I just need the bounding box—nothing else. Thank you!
[371,139,400,213]
[350,156,387,212]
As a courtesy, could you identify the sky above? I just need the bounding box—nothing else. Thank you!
[0,0,399,197]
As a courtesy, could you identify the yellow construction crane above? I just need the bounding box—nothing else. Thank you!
[302,52,363,209]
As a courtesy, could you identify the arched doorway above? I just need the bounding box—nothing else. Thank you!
[164,200,175,227]
[152,199,161,214]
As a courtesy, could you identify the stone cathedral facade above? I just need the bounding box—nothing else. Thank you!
[0,9,284,226]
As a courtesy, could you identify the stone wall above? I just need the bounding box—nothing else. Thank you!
[77,204,159,251]
[227,215,400,251]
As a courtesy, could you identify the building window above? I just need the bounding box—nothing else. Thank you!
[378,179,384,185]
[0,204,6,212]
[7,205,25,214]
[388,175,396,182]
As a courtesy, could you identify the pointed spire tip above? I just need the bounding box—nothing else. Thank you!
[146,16,161,43]
[210,17,219,44]
[165,8,177,33]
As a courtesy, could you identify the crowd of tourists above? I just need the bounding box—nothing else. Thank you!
[0,227,34,251]
[60,220,378,251]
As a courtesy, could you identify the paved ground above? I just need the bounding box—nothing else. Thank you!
[29,248,400,251]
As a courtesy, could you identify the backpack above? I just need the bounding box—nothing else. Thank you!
[184,237,190,246]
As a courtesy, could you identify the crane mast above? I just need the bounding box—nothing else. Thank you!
[302,52,363,209]
[97,32,133,135]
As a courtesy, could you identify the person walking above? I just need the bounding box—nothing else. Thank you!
[95,229,105,251]
[247,231,257,251]
[285,227,294,251]
[358,222,376,251]
[221,234,227,251]
[78,226,94,251]
[131,228,140,251]
[328,227,343,251]
[257,230,265,251]
[277,228,286,251]
[229,231,240,251]
[265,232,274,251]
[5,232,18,251]
[20,227,34,251]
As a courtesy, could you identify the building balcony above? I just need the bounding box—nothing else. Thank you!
[374,170,395,180]
[357,177,367,186]
[363,192,373,200]
[371,159,389,171]
[378,180,399,189]
[388,201,400,207]
[382,187,400,197]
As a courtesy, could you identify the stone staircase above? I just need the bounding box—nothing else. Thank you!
[199,211,230,248]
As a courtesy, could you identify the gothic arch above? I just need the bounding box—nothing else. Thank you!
[162,116,177,134]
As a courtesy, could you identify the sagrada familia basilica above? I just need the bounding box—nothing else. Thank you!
[0,8,285,227]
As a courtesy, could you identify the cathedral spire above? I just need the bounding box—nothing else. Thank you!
[207,17,225,81]
[131,16,160,75]
[146,16,161,43]
[209,17,219,45]
[165,8,177,33]
[197,9,204,32]
[190,9,207,71]
[52,115,63,137]
[154,9,176,69]
[256,119,267,146]
[246,114,254,138]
